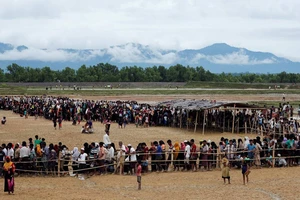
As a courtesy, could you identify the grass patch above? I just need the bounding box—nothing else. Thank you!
[184,81,290,89]
[1,87,300,96]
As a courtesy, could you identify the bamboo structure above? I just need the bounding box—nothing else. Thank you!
[194,111,198,133]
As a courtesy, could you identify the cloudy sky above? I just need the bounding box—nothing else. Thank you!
[1,0,300,61]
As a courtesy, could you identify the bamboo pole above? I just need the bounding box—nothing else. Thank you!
[223,111,225,133]
[232,105,236,134]
[202,110,206,135]
[187,111,189,130]
[272,131,276,168]
[237,116,240,134]
[217,146,220,169]
[179,110,182,129]
[194,111,198,133]
[58,153,61,177]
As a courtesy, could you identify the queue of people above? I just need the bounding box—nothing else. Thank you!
[1,132,300,179]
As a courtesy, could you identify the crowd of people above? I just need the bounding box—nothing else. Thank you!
[1,132,300,178]
[1,95,300,193]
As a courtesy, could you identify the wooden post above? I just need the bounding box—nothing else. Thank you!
[202,110,206,135]
[187,110,189,130]
[58,152,61,177]
[232,105,236,134]
[171,147,174,169]
[223,111,225,133]
[237,116,240,134]
[217,146,220,169]
[228,119,230,132]
[179,109,182,129]
[194,111,198,133]
[272,134,276,168]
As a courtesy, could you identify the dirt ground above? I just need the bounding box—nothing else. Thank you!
[0,93,299,200]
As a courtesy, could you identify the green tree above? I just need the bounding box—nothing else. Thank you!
[60,67,76,82]
[0,68,5,82]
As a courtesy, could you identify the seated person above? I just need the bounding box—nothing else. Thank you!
[277,154,287,167]
[1,116,6,125]
[86,120,94,133]
[266,152,273,167]
[81,126,87,133]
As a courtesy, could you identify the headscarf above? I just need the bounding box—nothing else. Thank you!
[173,142,180,160]
[3,156,15,172]
[72,147,80,161]
[180,142,185,151]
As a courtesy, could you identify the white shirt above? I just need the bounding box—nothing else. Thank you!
[120,145,126,156]
[103,134,111,145]
[7,148,14,159]
[106,147,115,161]
[129,147,137,161]
[78,153,88,164]
[224,144,235,159]
[184,145,191,158]
[3,148,7,156]
[244,140,250,149]
[20,146,30,158]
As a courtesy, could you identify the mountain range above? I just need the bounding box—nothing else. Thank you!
[0,42,299,73]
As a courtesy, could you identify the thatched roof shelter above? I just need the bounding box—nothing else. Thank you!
[158,99,261,111]
[158,99,263,134]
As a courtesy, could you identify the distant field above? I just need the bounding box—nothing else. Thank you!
[1,81,299,96]
[3,81,300,89]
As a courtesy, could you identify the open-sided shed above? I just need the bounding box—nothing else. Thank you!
[157,99,263,134]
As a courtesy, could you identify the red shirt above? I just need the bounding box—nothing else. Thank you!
[136,164,142,176]
[191,144,197,157]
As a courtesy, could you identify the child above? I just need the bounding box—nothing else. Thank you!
[241,154,251,185]
[24,109,28,119]
[221,156,230,184]
[58,116,62,130]
[266,152,273,167]
[136,160,142,190]
[1,116,6,125]
[81,126,87,133]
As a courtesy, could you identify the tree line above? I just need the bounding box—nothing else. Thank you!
[0,63,299,83]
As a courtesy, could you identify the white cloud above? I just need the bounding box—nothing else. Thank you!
[0,44,278,66]
[0,0,299,61]
[207,53,275,65]
[189,51,276,65]
[0,48,84,62]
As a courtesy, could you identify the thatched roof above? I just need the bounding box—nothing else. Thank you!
[157,99,260,111]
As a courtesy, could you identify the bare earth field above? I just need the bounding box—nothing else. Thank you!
[0,93,299,200]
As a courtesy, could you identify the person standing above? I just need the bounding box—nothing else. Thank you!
[223,140,236,166]
[136,160,142,190]
[241,154,251,185]
[221,156,230,184]
[20,141,30,172]
[98,142,106,174]
[127,144,137,175]
[183,140,190,171]
[245,139,255,166]
[253,139,262,168]
[103,130,111,146]
[116,141,126,175]
[3,156,16,194]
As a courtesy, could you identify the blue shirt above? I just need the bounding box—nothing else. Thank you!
[247,144,255,158]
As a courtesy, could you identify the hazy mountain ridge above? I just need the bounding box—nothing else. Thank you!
[0,42,299,73]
